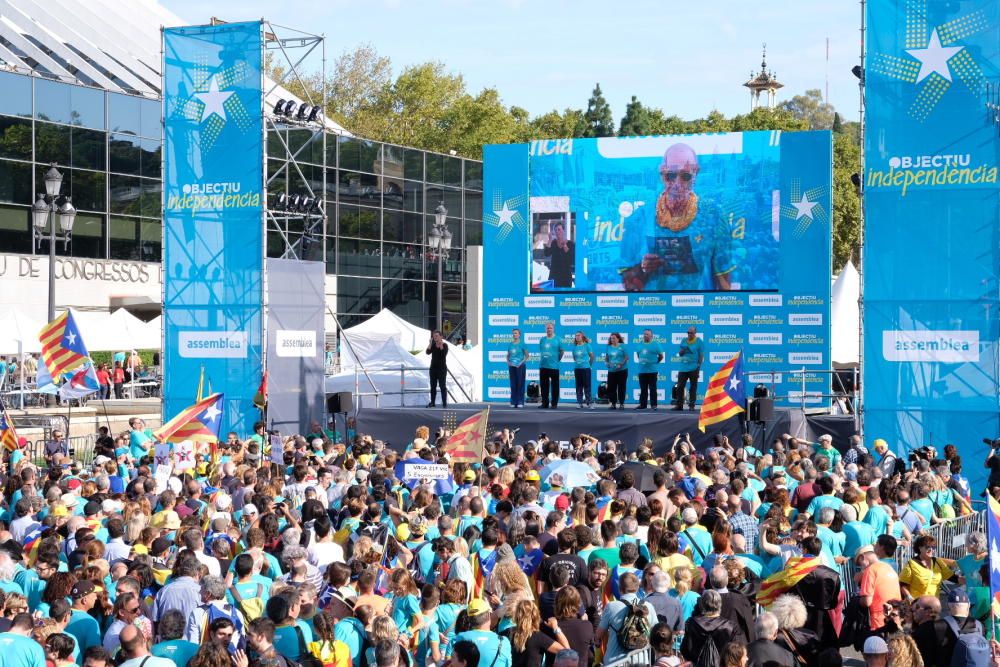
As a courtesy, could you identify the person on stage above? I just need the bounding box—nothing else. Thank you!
[571,331,595,409]
[538,322,565,409]
[605,332,628,410]
[507,328,528,409]
[619,143,737,291]
[635,329,664,410]
[425,330,448,408]
[543,221,575,288]
[673,326,704,411]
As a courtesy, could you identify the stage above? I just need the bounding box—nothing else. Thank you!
[354,403,858,455]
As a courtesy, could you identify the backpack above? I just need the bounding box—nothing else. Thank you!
[615,599,651,651]
[944,616,989,667]
[200,602,244,646]
[693,635,720,667]
[229,583,266,623]
[407,541,432,585]
[839,595,870,650]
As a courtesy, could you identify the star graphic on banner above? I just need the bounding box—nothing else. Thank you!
[202,403,222,423]
[906,29,964,83]
[195,76,234,123]
[65,331,77,347]
[494,202,516,228]
[991,538,1000,574]
[517,553,535,570]
[728,376,741,392]
[792,193,818,221]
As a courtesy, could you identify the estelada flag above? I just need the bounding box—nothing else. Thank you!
[698,351,746,432]
[0,399,19,453]
[153,393,225,444]
[987,494,1000,615]
[38,311,89,382]
[756,555,822,608]
[253,371,268,411]
[444,408,489,461]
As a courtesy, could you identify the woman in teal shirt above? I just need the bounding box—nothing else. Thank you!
[605,332,628,409]
[572,331,595,409]
[506,328,528,408]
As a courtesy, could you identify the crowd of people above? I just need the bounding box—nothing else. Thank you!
[0,417,994,667]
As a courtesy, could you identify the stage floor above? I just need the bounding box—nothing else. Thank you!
[354,403,858,454]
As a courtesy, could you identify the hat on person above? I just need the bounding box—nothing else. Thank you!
[467,599,491,616]
[0,539,23,561]
[463,470,476,482]
[175,504,195,519]
[525,470,540,482]
[61,493,79,508]
[311,438,324,450]
[70,581,102,599]
[215,494,232,511]
[396,524,411,542]
[862,636,889,655]
[873,438,888,451]
[101,499,122,514]
[65,479,82,491]
[855,544,875,558]
[243,503,258,517]
[51,504,69,518]
[150,537,172,556]
[410,515,427,536]
[554,494,570,511]
[93,455,111,466]
[681,507,698,525]
[948,588,970,605]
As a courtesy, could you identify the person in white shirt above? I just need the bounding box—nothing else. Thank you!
[181,528,220,577]
[307,516,344,573]
[104,518,131,565]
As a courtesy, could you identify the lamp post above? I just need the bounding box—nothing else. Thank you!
[427,202,452,331]
[32,164,76,322]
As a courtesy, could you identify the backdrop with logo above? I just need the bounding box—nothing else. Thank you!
[265,258,326,436]
[864,0,1000,484]
[162,22,264,435]
[482,131,832,407]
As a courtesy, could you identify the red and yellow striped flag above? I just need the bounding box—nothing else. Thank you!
[698,351,746,432]
[444,408,489,461]
[0,402,19,453]
[153,393,225,444]
[38,311,89,382]
[756,555,821,608]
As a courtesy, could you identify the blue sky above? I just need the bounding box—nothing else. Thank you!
[162,0,862,123]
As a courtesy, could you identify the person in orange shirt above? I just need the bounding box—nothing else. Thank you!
[857,544,901,631]
[353,568,390,617]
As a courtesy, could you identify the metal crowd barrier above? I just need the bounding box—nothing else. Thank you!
[603,648,654,667]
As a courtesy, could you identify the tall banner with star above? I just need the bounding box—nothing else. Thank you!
[162,22,264,436]
[481,132,831,408]
[864,0,1000,490]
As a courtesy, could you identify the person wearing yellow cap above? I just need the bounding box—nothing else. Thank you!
[872,438,899,479]
[449,598,512,666]
[525,470,540,484]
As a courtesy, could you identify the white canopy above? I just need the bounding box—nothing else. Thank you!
[831,261,860,365]
[0,308,161,354]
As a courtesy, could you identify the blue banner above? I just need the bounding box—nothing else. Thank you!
[162,22,264,436]
[482,132,832,408]
[864,0,1000,489]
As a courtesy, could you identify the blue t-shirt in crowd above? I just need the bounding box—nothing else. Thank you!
[538,336,564,369]
[606,345,627,371]
[635,340,663,374]
[572,343,593,368]
[507,342,528,367]
[676,336,704,372]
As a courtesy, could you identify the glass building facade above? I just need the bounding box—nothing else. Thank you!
[0,70,484,334]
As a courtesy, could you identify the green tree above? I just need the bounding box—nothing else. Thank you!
[832,112,843,134]
[581,83,615,137]
[730,107,808,132]
[528,108,586,139]
[778,89,836,130]
[832,132,862,270]
[439,89,532,159]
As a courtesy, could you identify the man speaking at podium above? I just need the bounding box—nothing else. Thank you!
[673,326,704,411]
[619,143,737,291]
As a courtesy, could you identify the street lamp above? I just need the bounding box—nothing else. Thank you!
[428,202,452,331]
[32,163,76,322]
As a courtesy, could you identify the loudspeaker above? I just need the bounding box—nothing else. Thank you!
[327,391,353,414]
[749,397,774,422]
[596,382,608,401]
[753,384,771,399]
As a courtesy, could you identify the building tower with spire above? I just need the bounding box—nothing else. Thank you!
[743,44,784,111]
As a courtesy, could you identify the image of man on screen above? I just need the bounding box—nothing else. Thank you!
[543,221,575,287]
[620,143,735,291]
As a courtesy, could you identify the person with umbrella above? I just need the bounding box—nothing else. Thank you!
[615,470,648,508]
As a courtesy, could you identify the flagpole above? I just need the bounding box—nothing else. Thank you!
[479,405,490,497]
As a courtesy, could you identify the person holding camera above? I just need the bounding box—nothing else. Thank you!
[672,326,704,411]
[425,330,448,408]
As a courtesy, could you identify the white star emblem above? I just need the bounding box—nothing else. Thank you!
[728,376,741,392]
[517,553,534,570]
[195,76,234,123]
[792,193,818,221]
[64,331,77,346]
[906,29,964,83]
[494,203,516,228]
[202,403,222,423]
[991,538,1000,574]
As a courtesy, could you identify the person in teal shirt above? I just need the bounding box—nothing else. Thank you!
[0,618,47,667]
[605,332,628,409]
[634,328,663,410]
[537,323,564,409]
[672,325,704,410]
[571,331,595,409]
[128,417,154,461]
[506,328,528,408]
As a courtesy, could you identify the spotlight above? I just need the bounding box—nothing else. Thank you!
[289,194,301,210]
[296,104,308,121]
[273,193,288,210]
[298,196,314,212]
[273,99,286,115]
[306,105,321,123]
[851,65,864,81]
[283,100,296,116]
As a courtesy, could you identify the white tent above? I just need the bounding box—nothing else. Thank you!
[0,308,43,354]
[335,308,480,405]
[831,261,860,365]
[0,308,162,354]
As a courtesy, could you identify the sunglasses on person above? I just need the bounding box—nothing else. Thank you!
[663,170,694,182]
